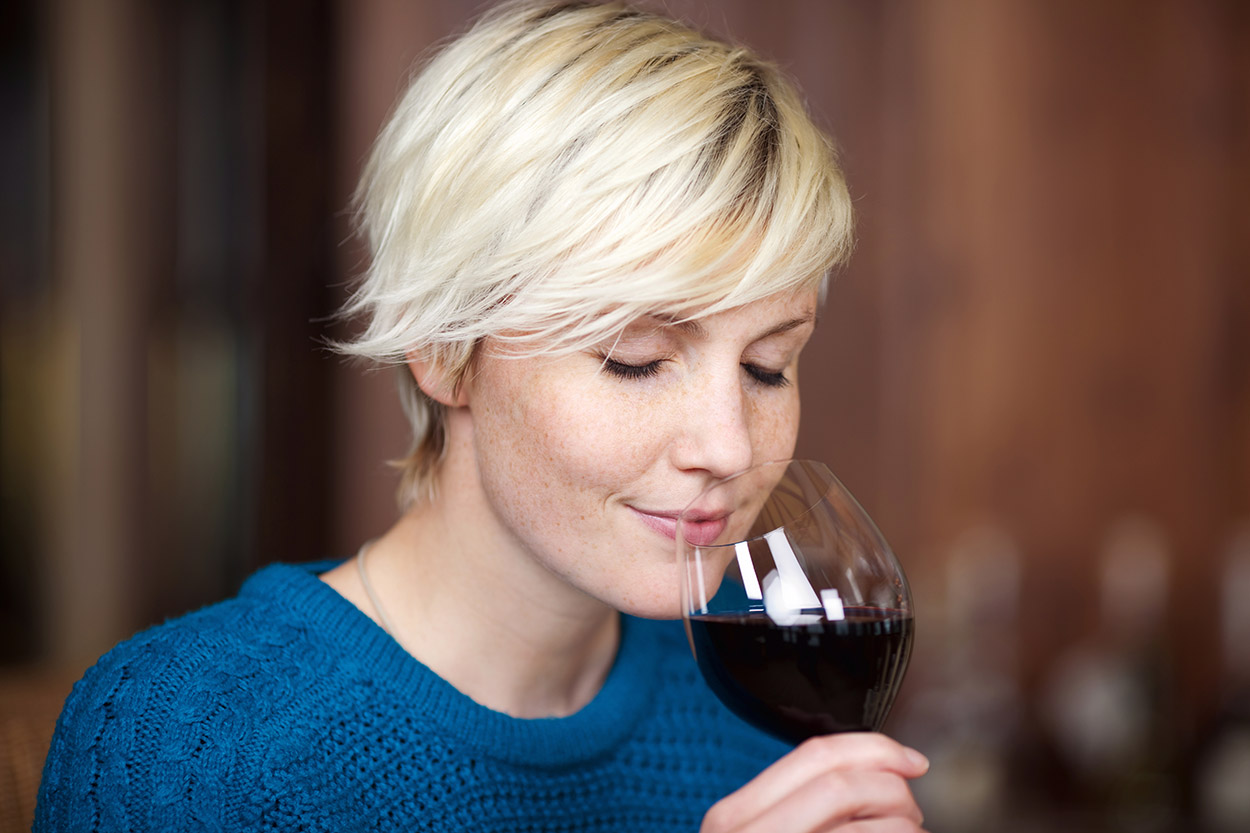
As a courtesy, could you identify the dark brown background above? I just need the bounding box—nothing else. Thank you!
[2,1,1247,831]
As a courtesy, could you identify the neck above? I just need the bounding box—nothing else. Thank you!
[330,416,623,719]
[326,411,624,718]
[367,505,621,718]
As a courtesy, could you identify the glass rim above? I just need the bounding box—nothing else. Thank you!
[679,458,839,550]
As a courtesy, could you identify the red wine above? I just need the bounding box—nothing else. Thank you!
[688,608,914,744]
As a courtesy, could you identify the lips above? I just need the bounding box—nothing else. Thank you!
[630,507,728,545]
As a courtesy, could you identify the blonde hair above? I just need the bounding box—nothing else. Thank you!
[338,0,854,508]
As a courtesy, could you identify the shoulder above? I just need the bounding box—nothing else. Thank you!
[36,562,349,832]
[57,562,340,727]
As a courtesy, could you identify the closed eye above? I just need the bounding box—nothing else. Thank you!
[743,364,790,388]
[601,358,666,380]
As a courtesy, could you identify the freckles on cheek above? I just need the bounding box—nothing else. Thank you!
[537,388,664,506]
[752,393,802,459]
[537,399,621,480]
[499,378,609,485]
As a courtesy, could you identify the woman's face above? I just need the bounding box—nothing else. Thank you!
[458,289,819,619]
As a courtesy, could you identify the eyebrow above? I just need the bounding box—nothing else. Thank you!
[640,312,817,341]
[754,314,817,340]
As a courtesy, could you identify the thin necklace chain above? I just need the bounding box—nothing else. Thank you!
[355,542,402,639]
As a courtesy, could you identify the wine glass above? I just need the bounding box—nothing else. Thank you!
[679,459,914,744]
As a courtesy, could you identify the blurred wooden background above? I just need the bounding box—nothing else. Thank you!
[2,1,1247,831]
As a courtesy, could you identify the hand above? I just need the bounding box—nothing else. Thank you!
[701,733,929,833]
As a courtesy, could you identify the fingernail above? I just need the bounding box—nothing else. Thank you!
[906,748,930,771]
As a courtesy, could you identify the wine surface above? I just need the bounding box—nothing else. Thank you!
[688,608,913,744]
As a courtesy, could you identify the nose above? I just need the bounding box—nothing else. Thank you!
[669,367,755,480]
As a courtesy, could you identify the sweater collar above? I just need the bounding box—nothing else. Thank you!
[241,560,665,766]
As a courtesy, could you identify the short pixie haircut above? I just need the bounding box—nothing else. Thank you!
[339,0,854,507]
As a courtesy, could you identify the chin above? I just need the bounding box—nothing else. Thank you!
[601,561,686,620]
[618,598,684,621]
[606,581,686,621]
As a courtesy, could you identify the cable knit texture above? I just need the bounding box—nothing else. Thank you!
[36,561,789,831]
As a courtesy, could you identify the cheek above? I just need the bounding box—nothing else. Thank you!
[546,404,679,518]
[473,372,660,515]
[751,389,802,461]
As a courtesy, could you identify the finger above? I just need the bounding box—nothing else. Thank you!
[712,733,928,822]
[724,770,922,833]
[817,820,929,833]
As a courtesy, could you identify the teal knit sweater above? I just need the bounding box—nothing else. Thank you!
[36,561,789,831]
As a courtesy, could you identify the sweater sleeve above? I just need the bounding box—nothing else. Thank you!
[34,618,266,833]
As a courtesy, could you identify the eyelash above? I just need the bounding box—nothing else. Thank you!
[601,358,666,380]
[600,358,790,388]
[744,364,791,389]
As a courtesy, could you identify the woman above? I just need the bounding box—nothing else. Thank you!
[37,2,929,830]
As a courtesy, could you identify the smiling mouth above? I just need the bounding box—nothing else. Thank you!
[630,508,728,546]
